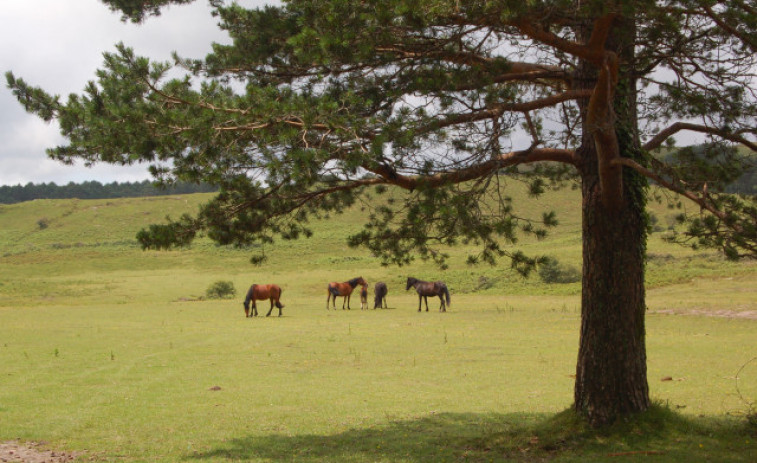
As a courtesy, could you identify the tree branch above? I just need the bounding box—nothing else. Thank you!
[700,3,757,53]
[516,13,618,65]
[643,122,757,152]
[611,157,732,224]
[367,148,577,191]
[587,53,622,210]
[431,90,592,131]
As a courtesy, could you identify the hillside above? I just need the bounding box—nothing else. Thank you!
[1,185,754,307]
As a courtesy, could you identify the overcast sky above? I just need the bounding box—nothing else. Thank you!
[1,0,266,186]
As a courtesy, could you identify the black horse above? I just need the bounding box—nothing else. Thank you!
[373,282,388,309]
[406,277,450,312]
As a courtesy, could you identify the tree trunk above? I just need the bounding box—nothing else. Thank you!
[574,144,650,426]
[573,12,650,426]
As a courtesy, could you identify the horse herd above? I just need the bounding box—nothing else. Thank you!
[242,276,451,318]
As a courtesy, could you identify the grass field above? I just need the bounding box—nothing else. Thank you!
[1,187,756,462]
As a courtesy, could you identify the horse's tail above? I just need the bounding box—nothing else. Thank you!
[275,287,284,309]
[328,285,340,297]
[442,284,451,307]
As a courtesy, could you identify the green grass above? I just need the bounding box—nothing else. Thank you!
[0,188,756,462]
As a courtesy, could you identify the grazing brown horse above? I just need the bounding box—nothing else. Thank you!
[243,284,284,317]
[406,277,450,312]
[326,277,367,310]
[373,282,388,309]
[360,284,368,310]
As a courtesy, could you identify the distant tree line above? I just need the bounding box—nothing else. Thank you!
[0,180,218,204]
[659,144,757,196]
[725,170,757,195]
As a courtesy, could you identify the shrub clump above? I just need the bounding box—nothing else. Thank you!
[205,280,236,299]
[538,257,581,284]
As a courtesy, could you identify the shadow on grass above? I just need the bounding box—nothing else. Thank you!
[186,405,757,462]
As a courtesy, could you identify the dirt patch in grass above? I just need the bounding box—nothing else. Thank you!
[652,309,757,319]
[0,441,79,462]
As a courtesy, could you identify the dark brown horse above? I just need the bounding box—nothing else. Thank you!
[373,282,388,309]
[326,277,367,310]
[406,277,450,312]
[243,284,284,317]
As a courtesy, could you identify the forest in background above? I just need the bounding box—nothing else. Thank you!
[0,179,217,204]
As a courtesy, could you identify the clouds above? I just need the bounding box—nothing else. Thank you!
[1,0,263,186]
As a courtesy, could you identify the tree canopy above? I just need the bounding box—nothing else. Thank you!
[7,0,756,426]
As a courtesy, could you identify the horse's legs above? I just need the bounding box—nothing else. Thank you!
[251,299,258,317]
[266,297,274,317]
[439,295,446,312]
[327,292,331,310]
[417,295,422,312]
[424,296,430,312]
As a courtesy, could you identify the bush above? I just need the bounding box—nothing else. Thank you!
[205,280,236,299]
[538,257,581,284]
[647,212,664,233]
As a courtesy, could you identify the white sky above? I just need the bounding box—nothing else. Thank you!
[0,0,266,186]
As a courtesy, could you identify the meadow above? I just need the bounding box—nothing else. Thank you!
[0,186,755,462]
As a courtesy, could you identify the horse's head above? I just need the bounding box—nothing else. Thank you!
[406,277,416,290]
[243,302,250,318]
[350,276,367,288]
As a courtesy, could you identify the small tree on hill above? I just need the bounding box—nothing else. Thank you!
[7,0,756,426]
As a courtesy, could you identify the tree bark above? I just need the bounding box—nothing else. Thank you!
[575,144,650,426]
[573,12,650,426]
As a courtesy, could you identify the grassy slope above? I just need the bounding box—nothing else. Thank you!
[0,187,755,462]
